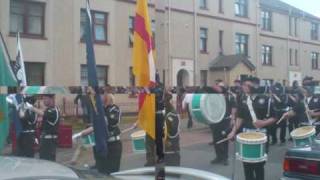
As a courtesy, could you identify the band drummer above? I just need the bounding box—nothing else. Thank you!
[227,77,277,180]
[76,92,122,174]
[163,91,180,166]
[210,84,237,166]
[282,85,320,135]
[16,95,37,158]
[269,83,296,145]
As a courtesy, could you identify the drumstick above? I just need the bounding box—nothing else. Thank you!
[121,125,137,134]
[216,137,230,145]
[276,114,287,125]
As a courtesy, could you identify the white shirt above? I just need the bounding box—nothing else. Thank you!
[182,94,193,110]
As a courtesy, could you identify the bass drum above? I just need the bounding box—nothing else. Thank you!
[189,94,226,124]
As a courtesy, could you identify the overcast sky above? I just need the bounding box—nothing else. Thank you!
[281,0,320,17]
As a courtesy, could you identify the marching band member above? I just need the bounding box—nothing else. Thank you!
[164,91,180,166]
[77,93,122,174]
[227,77,277,180]
[283,86,320,135]
[26,94,60,161]
[210,85,237,166]
[16,95,37,157]
[269,83,295,145]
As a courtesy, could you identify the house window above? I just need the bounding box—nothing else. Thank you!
[25,62,45,85]
[235,0,248,17]
[261,45,272,66]
[129,16,135,47]
[200,70,208,87]
[10,0,45,37]
[151,20,156,48]
[235,33,249,56]
[261,10,272,31]
[81,65,109,86]
[129,66,135,86]
[289,16,298,37]
[80,9,108,43]
[219,30,224,54]
[199,0,208,9]
[200,28,208,53]
[219,0,224,13]
[311,52,319,69]
[311,22,319,40]
[289,48,293,66]
[295,49,298,66]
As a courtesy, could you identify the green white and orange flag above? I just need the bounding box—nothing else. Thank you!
[132,0,156,139]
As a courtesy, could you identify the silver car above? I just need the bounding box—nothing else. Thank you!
[0,156,229,180]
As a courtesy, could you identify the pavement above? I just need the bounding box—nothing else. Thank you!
[54,119,290,180]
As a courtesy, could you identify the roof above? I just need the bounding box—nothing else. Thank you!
[209,54,256,71]
[260,0,320,21]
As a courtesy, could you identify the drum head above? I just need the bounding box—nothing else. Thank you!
[291,126,315,138]
[131,130,146,138]
[237,132,267,144]
[201,94,226,124]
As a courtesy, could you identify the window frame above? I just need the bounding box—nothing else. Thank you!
[129,16,135,47]
[235,33,249,56]
[80,9,109,45]
[261,10,272,31]
[24,62,45,86]
[235,0,248,17]
[219,30,224,54]
[10,0,46,38]
[80,64,109,86]
[199,0,208,10]
[311,22,319,41]
[261,45,273,66]
[289,48,293,66]
[219,0,224,14]
[311,52,319,70]
[200,27,208,53]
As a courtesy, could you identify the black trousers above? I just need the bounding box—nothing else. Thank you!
[210,121,229,161]
[94,140,122,174]
[243,161,265,180]
[145,134,156,166]
[269,121,287,143]
[155,113,165,161]
[39,138,57,161]
[186,106,193,128]
[17,133,35,158]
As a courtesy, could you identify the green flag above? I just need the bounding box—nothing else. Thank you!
[0,32,17,86]
[0,95,10,153]
[0,31,17,153]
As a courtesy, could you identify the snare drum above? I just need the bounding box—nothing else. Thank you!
[290,126,316,147]
[236,132,267,163]
[81,134,96,148]
[130,130,146,153]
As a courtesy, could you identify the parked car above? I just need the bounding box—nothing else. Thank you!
[281,139,320,180]
[0,156,229,180]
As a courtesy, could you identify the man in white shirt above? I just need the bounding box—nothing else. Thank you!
[182,92,193,129]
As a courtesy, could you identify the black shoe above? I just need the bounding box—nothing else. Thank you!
[210,158,222,164]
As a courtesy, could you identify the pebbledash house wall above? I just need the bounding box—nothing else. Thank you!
[0,0,320,87]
